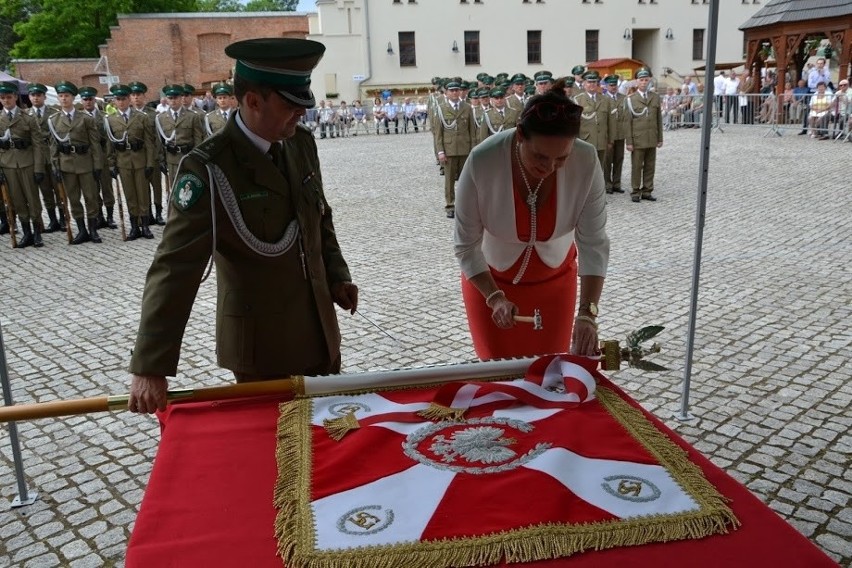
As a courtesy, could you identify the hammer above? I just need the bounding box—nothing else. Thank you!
[513,309,542,330]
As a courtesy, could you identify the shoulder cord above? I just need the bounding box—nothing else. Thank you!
[626,96,649,117]
[435,102,458,130]
[203,114,213,137]
[155,113,176,143]
[103,115,127,143]
[472,107,483,128]
[483,110,504,135]
[47,114,71,143]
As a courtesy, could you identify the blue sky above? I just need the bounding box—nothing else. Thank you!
[296,0,316,11]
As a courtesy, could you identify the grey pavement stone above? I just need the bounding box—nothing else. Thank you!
[0,126,849,566]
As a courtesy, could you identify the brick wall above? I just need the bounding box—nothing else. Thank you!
[13,12,309,99]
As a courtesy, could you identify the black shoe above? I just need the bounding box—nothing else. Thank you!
[155,205,165,226]
[97,211,108,229]
[606,188,614,194]
[105,206,118,229]
[641,194,657,202]
[141,216,154,239]
[798,130,807,135]
[631,195,641,203]
[89,217,102,243]
[16,221,34,248]
[0,211,9,235]
[446,209,455,219]
[33,224,44,248]
[126,218,140,241]
[611,187,625,194]
[71,218,90,245]
[57,209,67,231]
[45,208,60,233]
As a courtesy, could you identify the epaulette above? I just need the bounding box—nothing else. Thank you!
[190,130,227,163]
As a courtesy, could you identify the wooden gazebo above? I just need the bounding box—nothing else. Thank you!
[740,0,852,96]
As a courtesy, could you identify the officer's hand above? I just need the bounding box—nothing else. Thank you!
[438,152,448,164]
[93,169,102,181]
[490,295,517,329]
[331,281,359,314]
[52,169,62,182]
[34,172,45,184]
[128,375,168,414]
[570,318,600,357]
[110,167,119,179]
[144,167,153,179]
[159,163,168,175]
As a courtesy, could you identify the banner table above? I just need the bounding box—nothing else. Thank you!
[126,376,834,568]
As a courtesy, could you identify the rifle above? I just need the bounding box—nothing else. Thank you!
[53,174,74,244]
[113,174,127,241]
[0,174,18,248]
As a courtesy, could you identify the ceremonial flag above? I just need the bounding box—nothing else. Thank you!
[275,355,738,568]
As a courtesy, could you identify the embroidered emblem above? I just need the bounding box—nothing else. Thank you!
[404,417,550,474]
[328,401,371,418]
[601,475,662,503]
[238,191,269,201]
[336,505,394,536]
[173,173,204,211]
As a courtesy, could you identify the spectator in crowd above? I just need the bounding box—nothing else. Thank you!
[318,99,335,139]
[372,97,385,134]
[781,82,795,123]
[713,71,726,120]
[201,90,215,112]
[800,58,831,134]
[808,81,833,139]
[690,83,705,126]
[724,71,740,124]
[351,100,368,136]
[382,96,400,134]
[739,70,755,125]
[662,87,682,130]
[831,79,849,137]
[156,97,169,113]
[681,75,698,96]
[337,100,352,137]
[301,106,318,135]
[415,97,428,129]
[402,97,419,133]
[792,79,810,127]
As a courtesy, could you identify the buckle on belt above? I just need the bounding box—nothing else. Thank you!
[69,145,77,154]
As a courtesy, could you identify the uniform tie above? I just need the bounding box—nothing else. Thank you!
[267,142,284,172]
[6,111,12,121]
[66,112,73,121]
[223,110,228,120]
[173,111,179,121]
[123,112,129,123]
[37,108,42,119]
[452,103,458,111]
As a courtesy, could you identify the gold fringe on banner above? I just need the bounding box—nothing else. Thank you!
[322,411,361,441]
[416,402,467,422]
[274,383,739,568]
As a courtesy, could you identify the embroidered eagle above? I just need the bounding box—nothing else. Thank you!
[430,426,518,464]
[178,181,194,208]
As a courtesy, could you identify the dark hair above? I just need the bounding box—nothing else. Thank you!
[517,78,581,138]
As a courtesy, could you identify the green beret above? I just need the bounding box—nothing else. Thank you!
[27,83,48,94]
[604,75,619,86]
[511,73,527,85]
[78,86,98,98]
[490,88,505,98]
[0,81,17,95]
[163,84,184,97]
[564,76,576,87]
[213,83,233,96]
[445,80,462,90]
[109,84,131,97]
[636,68,651,79]
[571,65,586,76]
[583,71,600,81]
[55,81,78,96]
[534,71,553,83]
[128,81,148,94]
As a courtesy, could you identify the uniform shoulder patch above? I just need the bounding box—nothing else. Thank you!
[173,173,205,211]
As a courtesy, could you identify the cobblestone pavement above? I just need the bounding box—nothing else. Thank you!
[0,125,850,567]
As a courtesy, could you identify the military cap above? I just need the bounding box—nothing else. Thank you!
[468,90,481,100]
[163,84,184,97]
[583,70,601,82]
[27,82,48,94]
[0,81,17,95]
[482,75,495,85]
[182,84,195,96]
[226,37,325,108]
[495,72,508,80]
[476,72,488,82]
[524,84,536,95]
[636,68,651,79]
[466,81,478,90]
[604,75,619,86]
[571,65,586,76]
[55,81,78,96]
[511,73,527,85]
[431,76,441,85]
[445,80,462,90]
[78,86,98,98]
[212,82,233,96]
[534,70,553,83]
[110,84,131,97]
[128,81,148,94]
[564,76,576,87]
[490,87,506,98]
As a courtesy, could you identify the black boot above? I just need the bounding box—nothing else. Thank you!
[45,208,60,233]
[97,208,108,229]
[155,204,165,226]
[126,217,140,241]
[89,217,102,243]
[0,211,9,235]
[141,215,154,239]
[57,208,67,231]
[105,206,118,229]
[16,221,34,248]
[71,218,90,245]
[33,223,44,248]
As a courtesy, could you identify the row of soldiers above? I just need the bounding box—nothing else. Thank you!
[0,79,236,248]
[428,66,664,217]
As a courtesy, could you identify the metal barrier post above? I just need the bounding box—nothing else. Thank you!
[0,320,39,508]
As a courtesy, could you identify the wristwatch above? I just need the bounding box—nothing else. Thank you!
[579,302,598,317]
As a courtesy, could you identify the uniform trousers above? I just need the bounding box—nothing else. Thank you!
[595,149,607,173]
[150,168,164,209]
[97,175,115,208]
[36,157,59,209]
[5,164,42,222]
[630,147,657,195]
[604,139,625,190]
[63,171,100,219]
[119,167,151,217]
[443,154,468,210]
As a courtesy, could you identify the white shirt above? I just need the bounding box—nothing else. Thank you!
[714,75,726,94]
[723,77,740,95]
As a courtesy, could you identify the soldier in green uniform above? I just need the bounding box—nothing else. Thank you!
[574,71,615,171]
[468,89,485,147]
[79,86,117,230]
[106,83,156,240]
[27,83,65,233]
[625,69,663,202]
[182,84,201,114]
[603,75,627,194]
[49,81,104,244]
[156,84,205,200]
[127,37,359,414]
[204,83,233,136]
[128,81,168,226]
[0,81,47,248]
[507,74,527,113]
[435,79,476,219]
[533,70,553,95]
[563,76,581,100]
[572,65,586,87]
[479,87,519,142]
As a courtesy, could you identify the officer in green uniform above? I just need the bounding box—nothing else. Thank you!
[479,87,519,142]
[79,86,117,230]
[128,81,168,226]
[435,79,476,218]
[106,83,156,240]
[572,65,586,87]
[128,37,359,414]
[468,89,484,147]
[625,69,663,202]
[603,75,627,194]
[27,83,64,233]
[507,74,527,112]
[574,71,615,171]
[0,81,47,248]
[204,83,233,136]
[156,84,205,202]
[182,84,201,114]
[49,81,104,244]
[533,70,553,95]
[563,76,581,99]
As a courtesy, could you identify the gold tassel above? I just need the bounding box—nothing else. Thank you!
[323,411,360,441]
[417,402,466,422]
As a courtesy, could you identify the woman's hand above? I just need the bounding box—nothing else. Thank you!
[490,296,518,329]
[571,317,600,356]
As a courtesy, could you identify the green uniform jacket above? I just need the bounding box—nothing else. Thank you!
[625,91,663,149]
[28,105,56,164]
[156,110,205,167]
[478,107,519,142]
[205,110,229,137]
[575,92,616,152]
[0,110,46,172]
[48,111,103,174]
[606,92,628,140]
[87,109,110,173]
[105,108,156,170]
[130,117,352,378]
[141,107,166,169]
[436,100,476,157]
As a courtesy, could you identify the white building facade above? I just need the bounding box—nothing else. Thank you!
[308,0,764,102]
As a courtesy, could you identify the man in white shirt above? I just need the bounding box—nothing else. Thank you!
[723,71,740,124]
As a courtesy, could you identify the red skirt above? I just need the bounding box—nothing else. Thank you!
[462,244,577,360]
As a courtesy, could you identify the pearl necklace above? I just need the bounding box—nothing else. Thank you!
[513,140,545,285]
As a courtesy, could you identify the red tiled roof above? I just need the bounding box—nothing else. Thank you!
[587,58,641,68]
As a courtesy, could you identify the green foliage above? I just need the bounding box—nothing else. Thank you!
[244,0,298,10]
[195,0,243,11]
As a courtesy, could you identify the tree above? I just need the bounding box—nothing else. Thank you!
[195,0,243,11]
[244,0,298,10]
